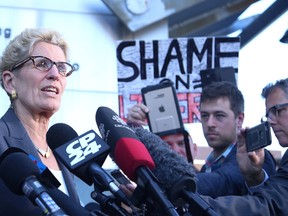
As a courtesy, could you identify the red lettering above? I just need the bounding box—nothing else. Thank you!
[118,95,125,119]
[187,93,201,123]
[176,92,200,123]
[129,94,143,104]
[119,92,200,124]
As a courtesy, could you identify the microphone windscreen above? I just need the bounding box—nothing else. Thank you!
[96,106,155,181]
[0,148,40,194]
[96,106,136,155]
[0,148,91,216]
[47,123,110,185]
[134,128,197,190]
[114,137,155,181]
[46,123,78,150]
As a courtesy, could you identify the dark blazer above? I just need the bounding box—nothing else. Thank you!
[0,108,80,216]
[201,149,288,216]
[196,144,276,198]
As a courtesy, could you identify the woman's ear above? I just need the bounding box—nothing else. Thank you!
[2,70,15,94]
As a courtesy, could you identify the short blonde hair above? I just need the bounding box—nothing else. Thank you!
[0,28,69,89]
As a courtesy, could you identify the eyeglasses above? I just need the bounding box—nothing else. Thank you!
[11,56,75,77]
[261,102,288,122]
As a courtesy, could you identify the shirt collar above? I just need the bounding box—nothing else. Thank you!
[207,142,236,164]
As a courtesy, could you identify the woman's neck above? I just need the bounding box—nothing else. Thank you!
[14,107,49,147]
[12,106,60,170]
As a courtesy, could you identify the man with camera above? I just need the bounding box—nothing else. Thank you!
[200,78,288,215]
[196,81,275,197]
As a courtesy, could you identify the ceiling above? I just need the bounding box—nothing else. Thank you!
[168,0,288,48]
[102,0,288,48]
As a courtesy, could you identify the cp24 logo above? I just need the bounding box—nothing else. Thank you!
[65,130,102,166]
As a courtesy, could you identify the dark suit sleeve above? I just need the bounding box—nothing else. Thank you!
[199,150,288,215]
[263,149,277,176]
[196,150,245,198]
[196,146,276,198]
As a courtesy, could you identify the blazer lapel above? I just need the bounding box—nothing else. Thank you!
[1,108,39,157]
[58,162,80,204]
[1,108,81,204]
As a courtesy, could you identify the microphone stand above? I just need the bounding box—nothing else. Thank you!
[169,177,218,216]
[183,191,218,216]
[131,166,179,216]
[183,130,193,164]
[91,189,130,216]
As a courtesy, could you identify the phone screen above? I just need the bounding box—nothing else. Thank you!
[111,169,131,185]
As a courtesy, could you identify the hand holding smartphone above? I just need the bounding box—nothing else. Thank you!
[141,80,184,136]
[245,121,272,152]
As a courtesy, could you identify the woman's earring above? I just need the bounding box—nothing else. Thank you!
[11,89,17,100]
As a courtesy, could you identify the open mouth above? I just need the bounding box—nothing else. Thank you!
[42,86,59,94]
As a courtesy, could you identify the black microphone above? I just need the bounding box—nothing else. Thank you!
[46,123,133,209]
[28,155,96,216]
[90,191,129,216]
[46,123,109,185]
[134,128,218,216]
[48,187,95,216]
[0,147,66,216]
[27,154,94,215]
[96,106,180,216]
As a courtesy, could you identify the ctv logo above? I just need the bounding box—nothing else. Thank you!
[65,130,102,166]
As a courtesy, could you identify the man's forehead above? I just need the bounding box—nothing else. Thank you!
[266,88,287,106]
[200,97,231,111]
[161,133,184,139]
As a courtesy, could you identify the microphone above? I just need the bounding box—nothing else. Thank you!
[0,147,66,216]
[28,154,97,216]
[46,123,109,185]
[134,128,218,216]
[133,128,197,191]
[46,123,133,210]
[85,202,109,216]
[48,188,96,216]
[96,106,180,216]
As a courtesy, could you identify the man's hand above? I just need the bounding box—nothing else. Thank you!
[127,103,149,126]
[119,183,136,197]
[237,128,265,187]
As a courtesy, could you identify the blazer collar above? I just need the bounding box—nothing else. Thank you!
[2,108,80,204]
[2,108,39,157]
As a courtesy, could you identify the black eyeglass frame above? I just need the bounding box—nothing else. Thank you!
[262,102,288,122]
[10,55,75,77]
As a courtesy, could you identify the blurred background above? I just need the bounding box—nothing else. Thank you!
[0,0,287,204]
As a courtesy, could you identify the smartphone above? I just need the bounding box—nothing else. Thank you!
[245,121,272,152]
[141,80,184,136]
[110,169,131,185]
